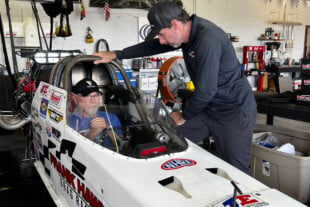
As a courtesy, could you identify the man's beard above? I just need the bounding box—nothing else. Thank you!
[76,104,98,117]
[86,107,98,116]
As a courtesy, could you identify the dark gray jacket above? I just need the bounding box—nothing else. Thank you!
[116,15,256,120]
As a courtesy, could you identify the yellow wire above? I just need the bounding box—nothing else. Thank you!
[103,104,119,153]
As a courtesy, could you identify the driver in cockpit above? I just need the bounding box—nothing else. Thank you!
[68,78,122,148]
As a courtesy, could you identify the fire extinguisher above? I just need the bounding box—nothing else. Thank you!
[85,27,94,43]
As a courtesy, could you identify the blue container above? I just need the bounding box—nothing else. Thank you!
[115,69,133,80]
[118,79,137,87]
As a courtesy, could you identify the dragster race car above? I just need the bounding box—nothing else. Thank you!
[2,54,307,207]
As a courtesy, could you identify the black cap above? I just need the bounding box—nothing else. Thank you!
[72,78,101,97]
[146,1,184,41]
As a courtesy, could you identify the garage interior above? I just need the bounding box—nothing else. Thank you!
[0,0,310,206]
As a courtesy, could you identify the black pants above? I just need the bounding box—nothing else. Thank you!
[178,108,257,174]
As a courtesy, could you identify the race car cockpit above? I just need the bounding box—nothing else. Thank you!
[51,55,188,158]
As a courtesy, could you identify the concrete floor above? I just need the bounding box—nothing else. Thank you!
[0,129,56,207]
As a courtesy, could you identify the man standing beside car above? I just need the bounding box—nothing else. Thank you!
[92,1,256,174]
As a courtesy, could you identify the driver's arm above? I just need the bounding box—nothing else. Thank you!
[88,117,108,141]
[88,117,120,146]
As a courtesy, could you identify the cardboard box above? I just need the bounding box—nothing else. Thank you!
[251,124,310,203]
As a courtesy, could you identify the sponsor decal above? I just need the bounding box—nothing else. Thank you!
[40,85,49,95]
[50,90,63,108]
[52,127,61,141]
[33,135,41,160]
[46,125,52,137]
[40,98,49,118]
[219,194,270,207]
[33,121,42,132]
[49,153,104,207]
[262,160,270,176]
[32,106,39,117]
[33,131,42,150]
[161,159,197,170]
[48,109,63,123]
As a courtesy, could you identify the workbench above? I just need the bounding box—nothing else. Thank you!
[254,92,310,125]
[266,64,300,93]
[177,89,310,125]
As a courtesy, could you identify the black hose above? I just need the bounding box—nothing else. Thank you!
[95,39,110,52]
[49,17,53,50]
[0,10,16,87]
[4,0,18,77]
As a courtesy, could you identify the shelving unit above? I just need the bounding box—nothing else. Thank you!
[243,46,266,71]
[271,21,302,26]
[300,58,310,92]
[243,46,266,92]
[271,21,302,50]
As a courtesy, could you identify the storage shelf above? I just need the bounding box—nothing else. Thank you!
[275,65,300,72]
[271,21,302,25]
[139,69,160,72]
[258,38,284,41]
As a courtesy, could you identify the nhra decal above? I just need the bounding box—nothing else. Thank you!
[50,90,63,108]
[48,109,63,123]
[40,98,49,118]
[214,194,270,207]
[161,159,197,170]
[40,84,49,96]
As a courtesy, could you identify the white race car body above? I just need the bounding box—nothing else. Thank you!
[30,56,306,207]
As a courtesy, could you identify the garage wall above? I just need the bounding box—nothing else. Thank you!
[0,1,148,71]
[183,0,310,61]
[0,0,310,72]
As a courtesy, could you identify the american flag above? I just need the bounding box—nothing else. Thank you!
[104,2,110,21]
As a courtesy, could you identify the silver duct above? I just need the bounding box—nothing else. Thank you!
[0,114,31,130]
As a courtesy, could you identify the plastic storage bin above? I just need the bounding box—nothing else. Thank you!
[251,124,310,203]
[115,69,133,80]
